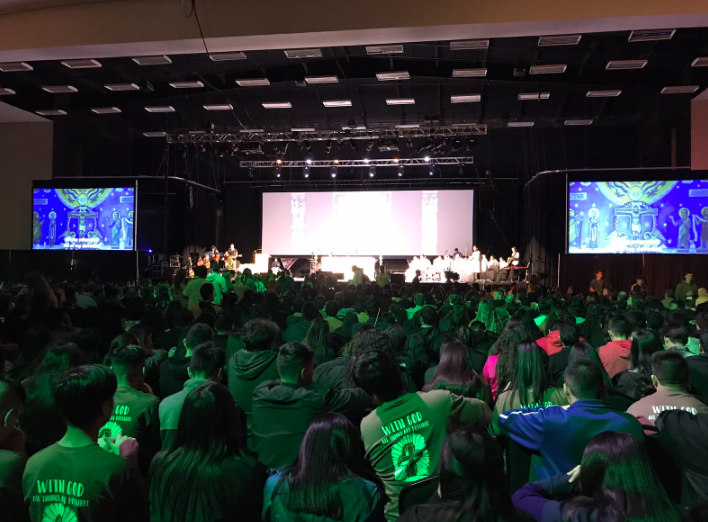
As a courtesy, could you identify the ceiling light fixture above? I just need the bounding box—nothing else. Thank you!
[144,106,176,113]
[450,40,489,50]
[692,57,708,67]
[61,59,101,69]
[304,75,339,84]
[628,29,675,42]
[398,165,404,177]
[170,80,204,89]
[606,59,648,70]
[203,104,233,111]
[323,99,352,107]
[529,64,567,75]
[369,166,376,178]
[386,98,415,105]
[396,123,420,129]
[586,89,622,97]
[105,83,140,91]
[210,51,247,61]
[36,109,67,116]
[132,55,172,66]
[240,128,265,133]
[236,78,270,87]
[538,34,582,47]
[661,85,700,94]
[303,166,310,178]
[42,86,78,94]
[452,68,487,78]
[518,92,551,101]
[91,107,121,114]
[330,166,337,178]
[262,102,292,109]
[284,48,322,59]
[0,62,32,72]
[376,71,410,81]
[451,94,481,103]
[564,119,594,126]
[142,131,167,137]
[366,44,404,55]
[0,88,16,95]
[291,127,316,132]
[507,121,535,128]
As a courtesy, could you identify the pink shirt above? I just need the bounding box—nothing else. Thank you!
[599,340,633,378]
[483,355,500,400]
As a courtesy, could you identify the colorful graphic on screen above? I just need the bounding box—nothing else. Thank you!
[32,187,136,251]
[568,180,708,254]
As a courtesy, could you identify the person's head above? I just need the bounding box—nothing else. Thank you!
[651,350,690,390]
[595,270,603,280]
[53,365,117,434]
[324,300,340,318]
[663,323,689,349]
[277,342,315,386]
[469,320,485,332]
[438,427,514,520]
[199,283,215,303]
[512,246,517,253]
[301,301,320,322]
[214,311,234,334]
[424,339,482,398]
[34,342,84,380]
[454,248,459,253]
[685,273,694,284]
[629,329,663,376]
[351,350,404,404]
[563,359,605,402]
[636,276,644,286]
[127,324,153,350]
[194,265,208,279]
[559,323,580,348]
[414,293,424,307]
[607,316,631,341]
[493,289,503,301]
[188,341,226,382]
[185,323,214,353]
[420,306,438,327]
[242,318,279,352]
[564,432,678,522]
[0,377,25,445]
[108,344,147,388]
[286,413,374,518]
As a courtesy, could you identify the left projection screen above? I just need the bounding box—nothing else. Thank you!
[32,187,136,251]
[262,189,474,256]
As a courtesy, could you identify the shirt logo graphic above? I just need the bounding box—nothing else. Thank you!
[391,433,430,482]
[42,502,78,522]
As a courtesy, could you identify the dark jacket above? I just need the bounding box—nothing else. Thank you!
[282,320,312,343]
[252,380,368,470]
[548,347,572,382]
[687,354,708,398]
[159,356,191,398]
[419,326,447,362]
[227,349,279,440]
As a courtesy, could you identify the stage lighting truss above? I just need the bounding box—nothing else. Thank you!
[166,125,487,144]
[239,157,475,168]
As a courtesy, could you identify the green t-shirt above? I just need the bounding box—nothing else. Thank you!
[99,386,159,440]
[360,390,488,521]
[0,449,28,522]
[183,278,207,310]
[22,443,147,522]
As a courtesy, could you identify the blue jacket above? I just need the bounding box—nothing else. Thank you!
[498,399,643,479]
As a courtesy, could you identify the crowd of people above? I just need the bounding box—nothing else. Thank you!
[0,267,707,522]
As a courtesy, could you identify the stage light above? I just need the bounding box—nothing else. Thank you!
[458,164,464,175]
[466,138,477,150]
[304,140,312,153]
[297,141,304,150]
[369,166,376,178]
[429,167,434,176]
[303,166,310,178]
[398,165,404,177]
[336,140,343,150]
[393,158,400,164]
[424,156,430,162]
[406,139,413,148]
[363,158,370,164]
[275,166,281,178]
[333,159,340,164]
[452,138,463,151]
[276,158,283,165]
[305,158,312,165]
[330,166,337,178]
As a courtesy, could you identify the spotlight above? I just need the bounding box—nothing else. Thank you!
[275,166,282,178]
[363,158,371,164]
[393,158,400,164]
[303,166,310,178]
[330,166,337,178]
[199,144,206,153]
[304,140,312,153]
[333,159,340,165]
[429,167,434,176]
[336,140,343,150]
[452,138,463,151]
[369,166,376,178]
[406,138,413,148]
[466,137,477,150]
[424,156,430,162]
[305,158,313,165]
[458,164,464,175]
[276,158,283,165]
[297,141,304,150]
[398,165,404,177]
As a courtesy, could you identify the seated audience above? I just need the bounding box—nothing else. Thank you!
[598,316,633,378]
[664,323,694,358]
[613,329,663,400]
[159,323,213,397]
[191,283,222,319]
[183,265,208,310]
[302,317,336,365]
[150,381,264,522]
[0,377,28,522]
[282,302,320,343]
[22,365,148,522]
[423,338,491,405]
[419,307,447,359]
[687,330,708,397]
[627,350,708,425]
[252,342,368,470]
[547,323,580,379]
[160,341,225,448]
[497,360,643,480]
[352,350,491,521]
[263,413,384,522]
[323,301,342,332]
[512,431,681,522]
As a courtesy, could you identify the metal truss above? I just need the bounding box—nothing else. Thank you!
[240,157,474,168]
[167,124,487,144]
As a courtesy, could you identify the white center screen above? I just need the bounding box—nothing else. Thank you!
[262,190,474,256]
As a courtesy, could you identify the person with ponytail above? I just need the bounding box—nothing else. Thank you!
[512,431,681,522]
[398,427,516,522]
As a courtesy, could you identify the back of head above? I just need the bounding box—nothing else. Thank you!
[629,329,663,373]
[608,316,631,339]
[439,427,512,521]
[469,320,485,332]
[302,301,320,322]
[53,365,117,430]
[242,318,279,352]
[185,323,214,351]
[663,323,689,346]
[108,344,147,380]
[194,265,208,279]
[200,283,214,302]
[276,342,314,382]
[559,323,580,347]
[127,325,151,348]
[420,306,438,326]
[646,311,664,331]
[189,342,226,380]
[325,300,340,318]
[414,293,424,306]
[36,342,83,380]
[0,377,26,443]
[214,311,234,333]
[351,350,403,403]
[564,359,604,400]
[651,350,689,387]
[511,340,548,403]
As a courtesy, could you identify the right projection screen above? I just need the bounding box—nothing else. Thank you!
[567,180,708,254]
[262,190,474,256]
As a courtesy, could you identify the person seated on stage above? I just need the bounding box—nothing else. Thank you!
[191,283,223,320]
[182,265,208,310]
[283,302,321,343]
[452,247,461,260]
[251,343,368,470]
[206,265,228,306]
[627,350,708,426]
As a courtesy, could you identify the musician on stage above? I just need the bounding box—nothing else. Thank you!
[508,246,520,266]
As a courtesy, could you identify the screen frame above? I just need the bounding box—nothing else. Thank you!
[31,179,138,252]
[565,174,707,255]
[260,187,475,257]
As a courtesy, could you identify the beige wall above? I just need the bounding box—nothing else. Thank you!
[0,121,53,250]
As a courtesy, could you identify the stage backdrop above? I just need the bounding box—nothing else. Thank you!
[261,190,474,256]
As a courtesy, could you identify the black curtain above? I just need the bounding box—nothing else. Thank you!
[475,181,522,258]
[223,186,263,263]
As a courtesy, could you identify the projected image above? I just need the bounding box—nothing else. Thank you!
[568,180,708,254]
[32,187,136,250]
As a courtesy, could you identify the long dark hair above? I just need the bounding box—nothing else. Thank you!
[439,427,515,522]
[475,301,502,334]
[424,339,490,403]
[490,321,527,392]
[507,340,548,407]
[282,413,379,519]
[629,329,663,381]
[562,432,679,522]
[149,382,249,522]
[303,318,330,365]
[338,311,360,338]
[568,341,613,389]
